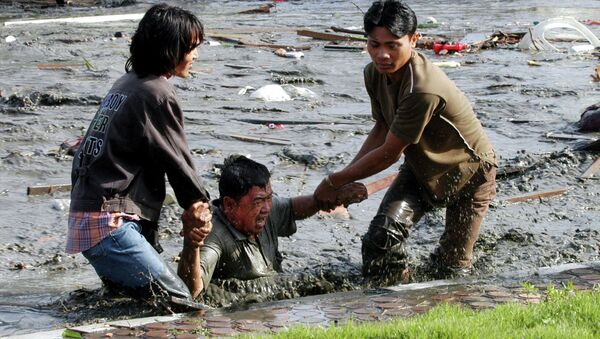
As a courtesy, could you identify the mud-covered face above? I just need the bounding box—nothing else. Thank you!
[172,41,199,78]
[367,26,418,78]
[225,184,273,237]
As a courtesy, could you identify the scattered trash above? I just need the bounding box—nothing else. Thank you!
[271,74,323,85]
[527,60,542,66]
[60,136,83,155]
[5,35,16,43]
[82,57,95,71]
[274,48,304,59]
[583,19,600,25]
[281,84,317,99]
[206,40,221,46]
[249,84,292,101]
[51,199,71,211]
[267,123,284,129]
[592,66,600,82]
[570,45,596,53]
[433,42,468,54]
[238,4,274,14]
[247,84,317,101]
[114,31,123,38]
[433,61,461,68]
[518,17,600,51]
[237,86,254,95]
[578,102,600,132]
[417,17,439,29]
[461,32,489,46]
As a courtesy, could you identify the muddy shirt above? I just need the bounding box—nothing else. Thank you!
[69,72,209,222]
[200,197,296,288]
[364,51,496,202]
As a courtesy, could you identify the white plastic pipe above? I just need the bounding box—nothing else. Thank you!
[4,13,143,26]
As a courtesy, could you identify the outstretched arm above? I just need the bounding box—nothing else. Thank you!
[349,119,388,165]
[315,129,408,205]
[177,201,212,299]
[291,182,368,220]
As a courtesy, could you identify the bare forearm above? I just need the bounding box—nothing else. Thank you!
[291,195,320,220]
[331,147,399,188]
[350,121,387,165]
[177,243,203,299]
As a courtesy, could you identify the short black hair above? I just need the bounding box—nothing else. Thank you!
[126,3,204,77]
[364,0,417,38]
[219,155,271,201]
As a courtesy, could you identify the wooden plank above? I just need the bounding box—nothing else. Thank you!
[330,26,365,35]
[503,187,569,203]
[324,45,365,51]
[366,173,397,195]
[237,42,312,51]
[297,29,367,42]
[225,134,291,145]
[208,33,311,50]
[235,118,360,126]
[27,184,71,196]
[580,157,600,179]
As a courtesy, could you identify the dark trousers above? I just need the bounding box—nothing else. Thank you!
[361,162,497,276]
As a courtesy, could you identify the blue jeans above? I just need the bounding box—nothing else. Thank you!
[82,220,191,299]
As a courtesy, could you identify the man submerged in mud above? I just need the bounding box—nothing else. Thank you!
[178,155,367,297]
[66,4,213,307]
[314,0,497,282]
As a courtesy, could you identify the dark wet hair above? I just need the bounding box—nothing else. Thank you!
[219,155,271,201]
[126,3,204,77]
[364,0,417,38]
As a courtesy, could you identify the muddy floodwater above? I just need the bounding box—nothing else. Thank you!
[0,0,599,336]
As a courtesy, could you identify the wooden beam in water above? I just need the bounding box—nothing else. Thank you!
[503,187,569,203]
[580,157,600,179]
[224,134,291,146]
[297,29,367,42]
[27,184,71,196]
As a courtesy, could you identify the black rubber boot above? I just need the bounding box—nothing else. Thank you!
[361,215,410,279]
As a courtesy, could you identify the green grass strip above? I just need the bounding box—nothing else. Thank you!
[252,287,600,339]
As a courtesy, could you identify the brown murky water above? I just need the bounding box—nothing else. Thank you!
[0,0,598,336]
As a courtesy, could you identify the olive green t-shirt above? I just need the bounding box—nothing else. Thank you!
[364,51,496,202]
[199,196,296,288]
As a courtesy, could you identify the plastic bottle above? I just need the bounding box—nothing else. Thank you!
[433,43,468,54]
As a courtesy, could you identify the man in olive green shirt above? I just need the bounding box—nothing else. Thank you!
[314,1,497,282]
[178,156,367,296]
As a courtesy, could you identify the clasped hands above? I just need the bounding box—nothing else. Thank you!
[181,201,213,248]
[314,177,368,211]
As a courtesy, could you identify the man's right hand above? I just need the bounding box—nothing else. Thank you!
[181,201,212,248]
[336,182,368,207]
